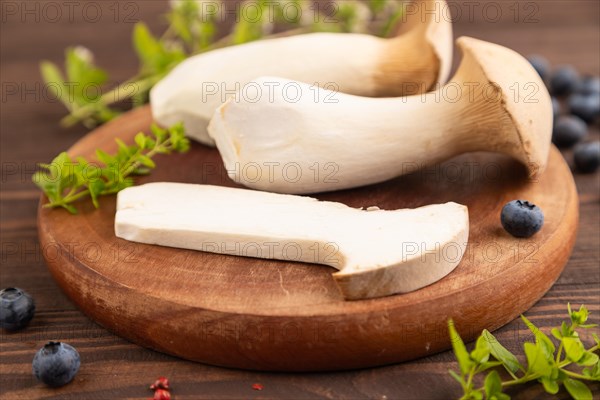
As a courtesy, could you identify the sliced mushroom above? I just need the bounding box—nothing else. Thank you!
[115,183,469,300]
[150,0,453,145]
[208,36,552,194]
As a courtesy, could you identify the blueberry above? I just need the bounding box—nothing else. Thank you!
[576,76,600,96]
[552,97,560,121]
[550,66,579,96]
[574,141,600,173]
[0,287,35,331]
[501,200,544,238]
[552,116,587,147]
[568,93,600,124]
[527,55,550,81]
[33,341,80,387]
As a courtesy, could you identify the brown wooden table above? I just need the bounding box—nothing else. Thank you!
[1,1,598,398]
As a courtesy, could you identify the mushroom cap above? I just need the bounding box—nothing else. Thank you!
[456,36,553,176]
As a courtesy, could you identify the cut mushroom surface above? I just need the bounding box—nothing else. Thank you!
[115,183,469,300]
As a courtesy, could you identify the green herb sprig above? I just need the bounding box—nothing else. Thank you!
[40,0,405,128]
[449,304,599,400]
[33,123,190,214]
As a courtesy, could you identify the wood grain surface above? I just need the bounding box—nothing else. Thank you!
[1,0,599,398]
[37,104,577,371]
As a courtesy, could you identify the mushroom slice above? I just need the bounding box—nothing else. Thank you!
[115,183,469,300]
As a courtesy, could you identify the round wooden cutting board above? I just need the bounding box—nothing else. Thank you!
[38,106,578,371]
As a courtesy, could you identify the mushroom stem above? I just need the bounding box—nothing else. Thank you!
[150,0,453,146]
[208,36,552,194]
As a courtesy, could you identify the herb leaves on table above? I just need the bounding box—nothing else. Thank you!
[449,304,599,400]
[33,124,190,214]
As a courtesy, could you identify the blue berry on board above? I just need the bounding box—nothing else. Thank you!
[576,76,600,96]
[501,200,544,238]
[552,97,560,120]
[568,93,600,124]
[527,55,550,81]
[550,66,579,96]
[552,116,587,148]
[0,287,35,331]
[574,141,600,173]
[32,341,80,387]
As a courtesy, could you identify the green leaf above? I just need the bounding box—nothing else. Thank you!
[144,137,156,150]
[40,61,68,107]
[115,138,130,154]
[64,47,107,104]
[563,378,592,400]
[137,154,156,169]
[134,132,147,149]
[167,122,190,152]
[232,16,264,45]
[231,0,279,44]
[469,390,483,400]
[196,20,216,50]
[448,369,463,385]
[590,360,600,379]
[524,342,553,377]
[563,336,585,363]
[551,327,562,340]
[540,377,559,394]
[593,333,600,346]
[33,171,61,204]
[133,22,185,77]
[471,335,491,364]
[561,321,573,337]
[482,330,522,374]
[570,304,590,325]
[448,320,473,375]
[476,361,503,374]
[168,0,216,52]
[60,203,78,214]
[71,164,86,187]
[52,151,72,168]
[484,370,502,398]
[32,171,49,188]
[521,315,555,359]
[101,165,119,182]
[88,179,105,208]
[576,351,599,367]
[65,47,84,82]
[76,156,89,167]
[169,10,193,43]
[167,0,200,44]
[96,149,114,165]
[151,124,168,141]
[40,60,65,86]
[133,22,161,66]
